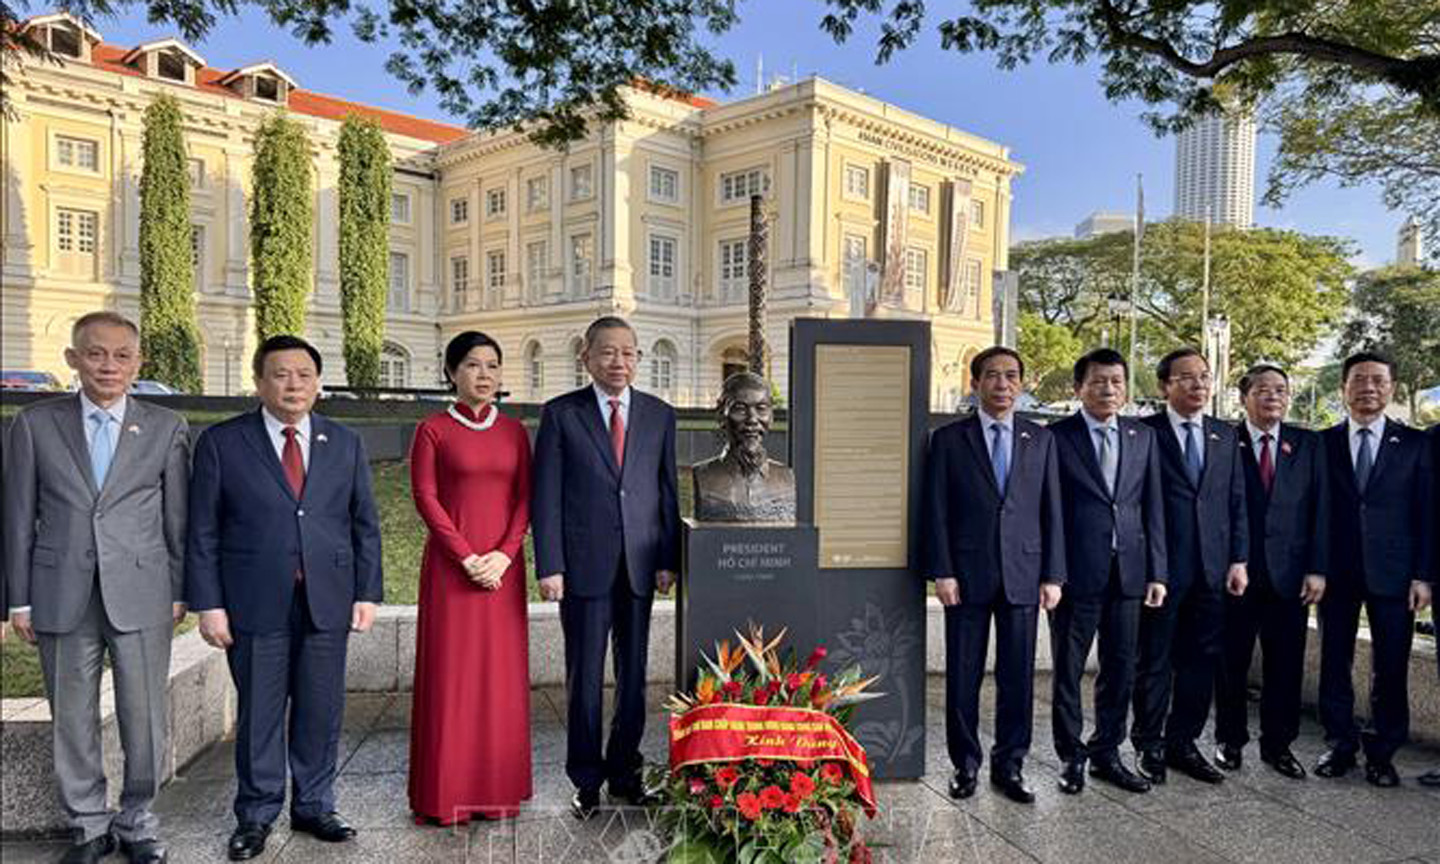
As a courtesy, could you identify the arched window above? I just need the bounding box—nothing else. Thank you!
[570,337,587,388]
[720,345,748,386]
[649,339,677,400]
[378,342,410,389]
[525,341,544,398]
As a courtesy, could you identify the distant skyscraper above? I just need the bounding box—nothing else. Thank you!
[1075,212,1134,238]
[1173,110,1257,228]
[1397,216,1424,265]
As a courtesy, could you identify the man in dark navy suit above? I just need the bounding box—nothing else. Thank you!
[1315,351,1434,787]
[1213,364,1329,780]
[1048,348,1168,796]
[1133,347,1248,786]
[187,336,383,860]
[1423,423,1440,789]
[924,346,1066,804]
[532,316,681,819]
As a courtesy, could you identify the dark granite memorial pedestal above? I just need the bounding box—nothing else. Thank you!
[676,520,820,689]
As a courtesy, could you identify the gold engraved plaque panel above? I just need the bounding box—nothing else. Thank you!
[812,344,911,569]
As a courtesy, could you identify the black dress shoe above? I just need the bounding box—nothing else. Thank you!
[227,823,271,862]
[947,770,977,800]
[290,812,356,843]
[1314,748,1357,779]
[989,770,1036,804]
[571,788,601,820]
[119,838,167,863]
[1090,756,1152,794]
[1260,748,1306,780]
[1058,759,1086,795]
[1365,761,1400,788]
[1167,746,1225,784]
[608,781,661,808]
[1418,768,1440,787]
[1137,749,1167,785]
[61,833,116,864]
[1214,743,1243,772]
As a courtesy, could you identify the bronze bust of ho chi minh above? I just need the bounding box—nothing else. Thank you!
[691,371,796,523]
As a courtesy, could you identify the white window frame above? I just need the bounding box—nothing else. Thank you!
[378,343,410,388]
[717,238,748,302]
[54,134,100,174]
[903,247,927,294]
[843,163,870,201]
[965,258,983,319]
[450,196,469,225]
[388,251,410,312]
[390,192,411,225]
[485,187,506,220]
[648,233,678,300]
[971,199,986,229]
[648,164,680,205]
[450,255,470,309]
[569,163,594,202]
[569,233,594,295]
[718,167,770,206]
[485,249,506,307]
[525,239,549,301]
[525,343,545,396]
[649,340,676,397]
[188,157,206,190]
[526,175,549,212]
[908,183,930,214]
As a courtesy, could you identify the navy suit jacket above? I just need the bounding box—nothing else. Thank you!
[923,414,1067,605]
[1235,423,1329,598]
[531,386,681,599]
[184,410,383,633]
[1139,413,1248,594]
[1050,412,1168,598]
[1323,418,1435,598]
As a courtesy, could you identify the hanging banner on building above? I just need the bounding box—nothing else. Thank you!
[880,159,911,307]
[942,178,974,313]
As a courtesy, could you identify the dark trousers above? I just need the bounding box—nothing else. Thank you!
[1317,588,1414,763]
[226,582,349,825]
[1214,577,1309,753]
[944,597,1037,777]
[1132,578,1224,755]
[560,566,653,793]
[1049,560,1140,764]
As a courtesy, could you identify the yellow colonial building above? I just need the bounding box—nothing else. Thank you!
[2,13,1023,408]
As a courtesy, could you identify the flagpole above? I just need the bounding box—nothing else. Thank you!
[1128,173,1142,403]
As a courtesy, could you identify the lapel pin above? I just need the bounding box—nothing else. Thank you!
[1209,432,1221,441]
[1239,440,1249,448]
[1127,428,1136,437]
[1388,436,1399,444]
[127,424,141,435]
[1281,441,1293,455]
[316,433,328,443]
[1019,430,1031,440]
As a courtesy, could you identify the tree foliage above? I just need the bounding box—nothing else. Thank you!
[5,0,739,144]
[137,93,203,393]
[1012,221,1353,387]
[1017,311,1085,401]
[250,112,313,342]
[337,114,391,389]
[1337,265,1440,417]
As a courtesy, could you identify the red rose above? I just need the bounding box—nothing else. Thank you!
[786,673,804,692]
[821,762,847,784]
[688,777,707,795]
[714,766,740,789]
[722,681,743,699]
[805,645,828,671]
[708,795,723,809]
[759,785,786,809]
[737,792,762,821]
[783,793,803,813]
[753,689,771,706]
[790,771,816,798]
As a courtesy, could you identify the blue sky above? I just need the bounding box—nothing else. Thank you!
[87,3,1400,267]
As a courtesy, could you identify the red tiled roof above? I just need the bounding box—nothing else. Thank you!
[86,43,470,144]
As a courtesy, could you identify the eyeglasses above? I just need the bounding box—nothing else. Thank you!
[594,348,643,364]
[1170,373,1213,387]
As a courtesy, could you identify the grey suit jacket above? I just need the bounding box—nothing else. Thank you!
[3,395,190,633]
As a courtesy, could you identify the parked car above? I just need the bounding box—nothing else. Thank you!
[0,370,64,392]
[130,380,181,395]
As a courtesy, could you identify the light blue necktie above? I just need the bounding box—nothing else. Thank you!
[1355,427,1374,491]
[1182,421,1203,487]
[1097,426,1118,495]
[991,423,1009,491]
[89,411,114,488]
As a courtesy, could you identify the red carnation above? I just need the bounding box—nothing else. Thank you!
[786,673,805,692]
[821,762,847,784]
[708,795,723,809]
[783,793,803,813]
[753,689,772,706]
[811,674,828,692]
[759,785,786,810]
[714,766,740,789]
[736,792,762,821]
[805,645,828,671]
[688,777,707,795]
[722,681,743,699]
[790,771,816,798]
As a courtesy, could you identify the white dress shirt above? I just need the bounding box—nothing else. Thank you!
[1167,405,1206,469]
[1346,414,1387,469]
[593,383,632,429]
[261,408,311,470]
[978,409,1015,468]
[1246,420,1282,480]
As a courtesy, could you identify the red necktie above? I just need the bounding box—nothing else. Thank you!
[1258,432,1275,495]
[608,398,625,468]
[282,426,306,498]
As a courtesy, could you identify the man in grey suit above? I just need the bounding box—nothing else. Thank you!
[4,311,189,864]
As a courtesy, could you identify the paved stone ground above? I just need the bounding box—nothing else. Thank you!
[4,679,1439,863]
